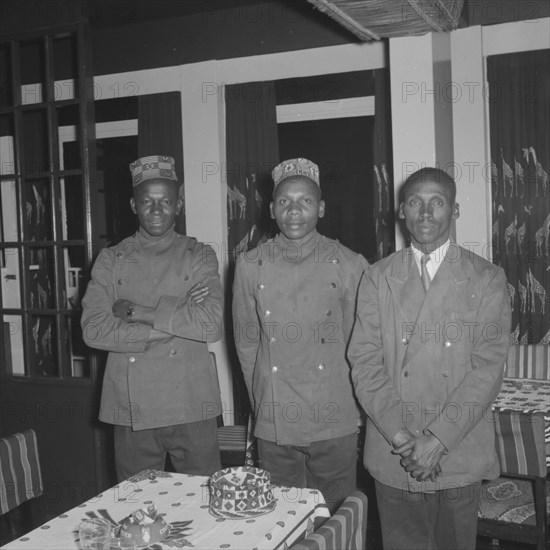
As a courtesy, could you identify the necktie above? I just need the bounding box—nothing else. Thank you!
[421,253,431,293]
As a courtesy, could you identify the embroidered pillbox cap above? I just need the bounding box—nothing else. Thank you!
[129,155,179,187]
[271,158,320,187]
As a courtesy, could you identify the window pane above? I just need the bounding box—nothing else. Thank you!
[60,175,85,240]
[24,179,53,241]
[2,315,25,375]
[1,114,17,176]
[1,248,21,309]
[64,315,89,377]
[61,246,85,309]
[0,44,12,107]
[27,247,55,309]
[57,104,81,170]
[28,315,57,376]
[22,109,49,174]
[20,40,46,105]
[53,35,77,101]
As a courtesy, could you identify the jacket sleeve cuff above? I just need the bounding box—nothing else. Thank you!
[377,404,410,445]
[425,421,457,452]
[153,295,181,333]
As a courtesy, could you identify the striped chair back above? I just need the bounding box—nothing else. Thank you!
[505,345,550,380]
[289,490,368,550]
[493,410,547,476]
[0,429,43,515]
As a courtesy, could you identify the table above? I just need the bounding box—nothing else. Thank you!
[1,470,330,550]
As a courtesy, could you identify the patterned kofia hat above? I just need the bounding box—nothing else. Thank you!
[272,158,320,187]
[129,155,178,187]
[209,466,276,519]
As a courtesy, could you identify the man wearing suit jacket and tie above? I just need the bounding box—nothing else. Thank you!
[349,167,511,550]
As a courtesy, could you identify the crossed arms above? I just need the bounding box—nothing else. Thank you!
[81,243,223,353]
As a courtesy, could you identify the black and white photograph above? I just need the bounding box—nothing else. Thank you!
[0,1,548,548]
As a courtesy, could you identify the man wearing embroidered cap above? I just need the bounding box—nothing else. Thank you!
[82,155,223,480]
[233,158,368,512]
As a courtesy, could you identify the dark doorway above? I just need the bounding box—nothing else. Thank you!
[97,136,138,246]
[278,116,376,261]
[63,135,138,248]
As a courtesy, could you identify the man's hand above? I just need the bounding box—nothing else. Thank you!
[393,433,446,482]
[112,299,135,321]
[391,428,414,450]
[113,299,155,325]
[187,285,209,304]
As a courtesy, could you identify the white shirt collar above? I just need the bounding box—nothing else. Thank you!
[411,240,451,279]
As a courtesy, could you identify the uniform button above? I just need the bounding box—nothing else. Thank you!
[257,284,264,290]
[442,371,449,377]
[258,260,263,266]
[116,252,123,259]
[321,338,325,344]
[129,356,136,363]
[118,278,124,285]
[170,349,177,356]
[402,337,408,345]
[326,310,332,316]
[269,337,276,343]
[265,310,271,317]
[403,371,409,377]
[271,366,278,373]
[332,259,339,264]
[184,276,189,281]
[318,363,325,370]
[444,341,452,348]
[330,282,336,288]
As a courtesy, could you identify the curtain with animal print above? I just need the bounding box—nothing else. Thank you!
[225,82,280,262]
[488,50,549,344]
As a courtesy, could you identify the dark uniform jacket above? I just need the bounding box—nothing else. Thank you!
[81,229,223,431]
[233,230,368,446]
[348,244,512,491]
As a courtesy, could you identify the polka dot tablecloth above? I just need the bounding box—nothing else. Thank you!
[1,470,330,550]
[492,378,550,414]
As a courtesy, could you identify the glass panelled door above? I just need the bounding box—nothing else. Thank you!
[0,21,106,518]
[1,23,96,379]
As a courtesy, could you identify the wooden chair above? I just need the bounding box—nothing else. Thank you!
[210,351,256,467]
[0,429,44,544]
[478,409,549,550]
[289,490,368,550]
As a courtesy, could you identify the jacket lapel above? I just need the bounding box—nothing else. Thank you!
[403,246,471,367]
[386,251,424,327]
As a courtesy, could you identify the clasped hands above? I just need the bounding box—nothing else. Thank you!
[391,428,446,482]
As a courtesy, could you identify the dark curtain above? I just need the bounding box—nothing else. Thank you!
[278,116,375,261]
[225,82,280,260]
[225,81,280,422]
[488,50,550,344]
[137,92,185,234]
[372,68,394,261]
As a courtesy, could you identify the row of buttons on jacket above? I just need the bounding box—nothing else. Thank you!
[401,338,453,348]
[271,363,326,373]
[128,348,178,363]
